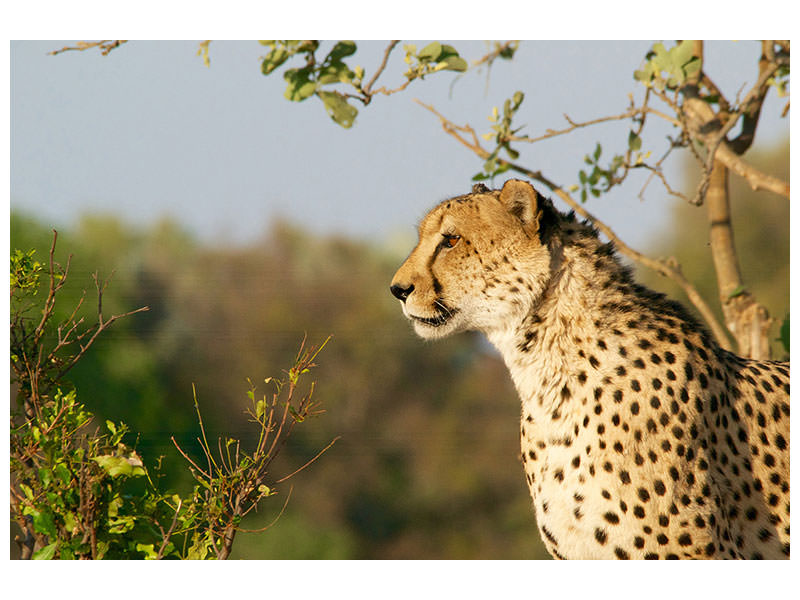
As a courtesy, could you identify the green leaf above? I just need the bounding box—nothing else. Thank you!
[438,55,467,72]
[672,40,696,69]
[628,131,642,152]
[318,62,354,85]
[108,515,136,534]
[136,543,159,559]
[92,454,145,478]
[728,285,746,299]
[262,47,291,76]
[418,42,442,61]
[283,68,317,102]
[779,315,789,353]
[38,467,53,488]
[633,68,651,82]
[256,399,267,420]
[499,45,515,59]
[326,41,356,62]
[593,143,602,161]
[32,509,58,537]
[53,463,72,484]
[33,542,58,560]
[683,56,702,79]
[439,44,459,57]
[318,91,357,128]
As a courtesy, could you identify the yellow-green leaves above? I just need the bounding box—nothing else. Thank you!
[473,91,526,182]
[32,542,58,560]
[92,452,146,478]
[260,40,469,128]
[10,248,43,294]
[319,91,358,129]
[404,42,468,80]
[634,41,701,90]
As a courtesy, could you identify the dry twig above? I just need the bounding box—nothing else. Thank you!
[49,40,127,56]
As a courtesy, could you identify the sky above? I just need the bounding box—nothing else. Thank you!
[10,40,790,255]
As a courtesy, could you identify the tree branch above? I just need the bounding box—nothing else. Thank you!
[362,40,400,101]
[49,40,127,56]
[706,162,772,358]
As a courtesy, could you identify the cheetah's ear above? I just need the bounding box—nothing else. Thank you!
[499,179,540,234]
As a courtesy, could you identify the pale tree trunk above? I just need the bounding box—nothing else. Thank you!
[705,161,773,359]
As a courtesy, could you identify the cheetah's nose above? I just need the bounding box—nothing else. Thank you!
[390,283,414,302]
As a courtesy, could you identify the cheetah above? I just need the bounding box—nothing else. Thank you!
[390,179,790,559]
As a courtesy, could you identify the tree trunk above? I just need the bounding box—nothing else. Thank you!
[706,161,773,359]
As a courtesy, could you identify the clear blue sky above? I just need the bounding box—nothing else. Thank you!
[11,40,788,253]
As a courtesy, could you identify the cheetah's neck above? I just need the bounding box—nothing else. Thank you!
[487,230,700,426]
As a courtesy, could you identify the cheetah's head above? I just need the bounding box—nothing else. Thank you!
[390,179,555,339]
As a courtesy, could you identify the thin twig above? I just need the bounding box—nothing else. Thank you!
[171,436,211,480]
[274,436,341,484]
[471,41,518,69]
[49,40,128,56]
[362,40,400,98]
[156,498,182,560]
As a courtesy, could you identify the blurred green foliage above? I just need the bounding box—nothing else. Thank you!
[10,234,337,559]
[10,212,550,559]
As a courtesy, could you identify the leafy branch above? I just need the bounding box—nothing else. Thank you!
[10,231,149,419]
[171,336,338,560]
[11,234,337,559]
[256,40,476,128]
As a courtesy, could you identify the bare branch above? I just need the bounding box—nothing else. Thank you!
[274,436,341,484]
[53,304,149,382]
[49,40,127,56]
[171,436,211,480]
[680,52,790,202]
[471,41,518,69]
[362,40,400,99]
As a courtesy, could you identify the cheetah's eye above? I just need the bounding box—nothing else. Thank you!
[441,234,461,249]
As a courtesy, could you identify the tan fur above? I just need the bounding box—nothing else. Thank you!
[391,180,790,559]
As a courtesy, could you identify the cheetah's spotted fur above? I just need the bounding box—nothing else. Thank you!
[391,179,789,559]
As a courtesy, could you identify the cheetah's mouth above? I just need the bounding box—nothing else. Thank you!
[409,303,458,328]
